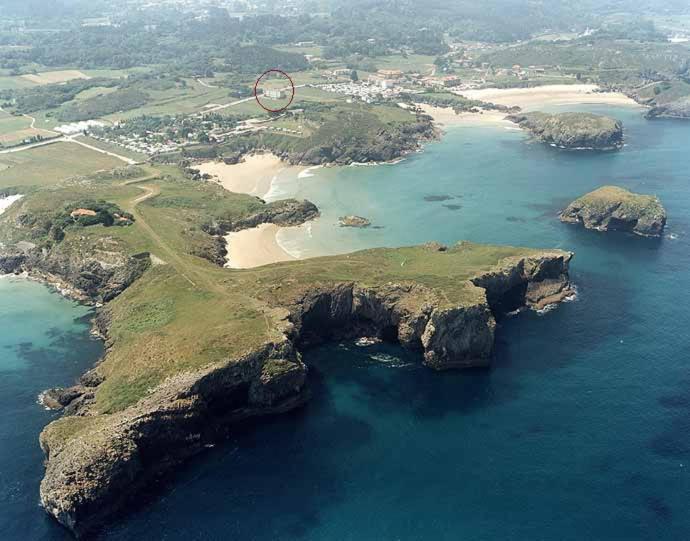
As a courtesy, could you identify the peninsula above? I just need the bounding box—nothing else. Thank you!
[0,164,574,537]
[560,186,667,237]
[507,112,624,150]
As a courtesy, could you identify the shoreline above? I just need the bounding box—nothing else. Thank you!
[197,153,297,199]
[201,153,308,268]
[455,84,639,111]
[213,84,640,269]
[224,223,298,269]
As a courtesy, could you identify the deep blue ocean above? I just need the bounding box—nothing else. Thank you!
[3,104,690,540]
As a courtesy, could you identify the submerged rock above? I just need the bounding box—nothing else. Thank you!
[560,186,666,237]
[507,112,624,150]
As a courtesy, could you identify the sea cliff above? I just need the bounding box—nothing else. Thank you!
[0,169,575,538]
[27,242,573,537]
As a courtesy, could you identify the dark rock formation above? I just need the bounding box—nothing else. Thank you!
[560,186,666,237]
[338,215,371,228]
[507,112,624,150]
[0,245,150,303]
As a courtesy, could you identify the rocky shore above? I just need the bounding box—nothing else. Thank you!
[507,112,624,150]
[19,241,575,538]
[560,186,666,237]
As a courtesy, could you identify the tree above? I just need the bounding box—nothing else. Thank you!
[350,70,358,82]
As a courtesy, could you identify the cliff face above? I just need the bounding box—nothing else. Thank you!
[561,186,667,237]
[0,243,150,303]
[507,112,624,150]
[39,340,308,538]
[31,247,573,538]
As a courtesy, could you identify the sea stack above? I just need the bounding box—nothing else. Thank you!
[507,112,624,150]
[560,186,666,237]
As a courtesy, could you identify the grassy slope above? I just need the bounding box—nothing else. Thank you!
[0,142,124,188]
[573,185,664,215]
[0,154,558,426]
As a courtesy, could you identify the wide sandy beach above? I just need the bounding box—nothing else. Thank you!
[456,84,638,110]
[197,153,296,197]
[200,153,302,268]
[417,104,513,127]
[224,223,297,269]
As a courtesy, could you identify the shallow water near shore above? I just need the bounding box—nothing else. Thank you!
[4,104,690,539]
[0,277,102,539]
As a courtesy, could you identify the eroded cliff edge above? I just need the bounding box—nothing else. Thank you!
[0,171,574,538]
[32,242,573,538]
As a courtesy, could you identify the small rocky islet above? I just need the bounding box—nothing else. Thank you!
[560,186,667,237]
[507,111,624,151]
[338,215,372,228]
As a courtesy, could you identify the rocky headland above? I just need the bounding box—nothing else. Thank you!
[645,97,690,120]
[6,239,573,538]
[560,186,666,237]
[507,112,624,150]
[0,168,576,539]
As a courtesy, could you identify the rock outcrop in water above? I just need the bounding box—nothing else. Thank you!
[560,186,666,237]
[33,244,573,538]
[339,215,371,228]
[645,98,690,120]
[507,112,624,150]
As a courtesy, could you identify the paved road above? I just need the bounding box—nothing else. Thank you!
[0,133,139,165]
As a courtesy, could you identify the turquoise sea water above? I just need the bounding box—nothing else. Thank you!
[0,277,102,540]
[3,104,690,539]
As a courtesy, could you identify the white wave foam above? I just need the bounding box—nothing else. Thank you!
[275,226,306,259]
[369,353,415,368]
[298,165,322,179]
[263,174,288,202]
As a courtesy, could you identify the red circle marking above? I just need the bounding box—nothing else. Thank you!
[254,69,295,113]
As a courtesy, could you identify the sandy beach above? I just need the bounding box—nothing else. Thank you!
[417,104,513,127]
[455,84,638,111]
[223,223,297,269]
[197,153,296,198]
[201,154,303,268]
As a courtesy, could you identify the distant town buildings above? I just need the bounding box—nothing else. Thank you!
[264,89,286,99]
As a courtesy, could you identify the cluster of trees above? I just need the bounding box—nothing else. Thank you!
[0,78,118,114]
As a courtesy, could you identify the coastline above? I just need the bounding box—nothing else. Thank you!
[197,153,298,198]
[200,153,308,268]
[455,84,639,111]
[224,223,297,269]
[213,86,641,269]
[417,104,513,127]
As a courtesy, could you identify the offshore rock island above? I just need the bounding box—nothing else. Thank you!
[0,166,573,537]
[561,186,667,237]
[507,112,624,150]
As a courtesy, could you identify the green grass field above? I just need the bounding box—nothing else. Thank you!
[0,142,125,188]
